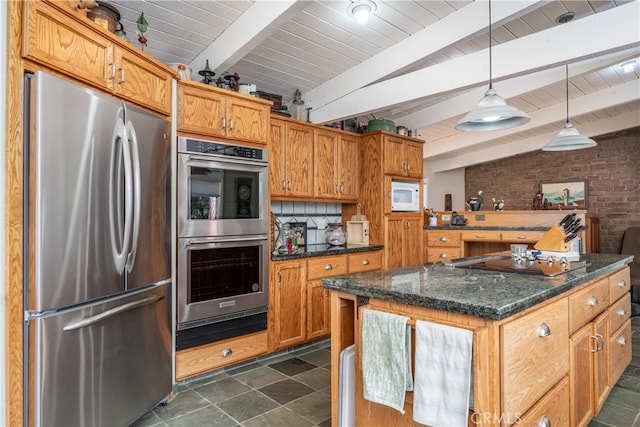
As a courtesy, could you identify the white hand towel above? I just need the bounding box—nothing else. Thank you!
[413,320,473,427]
[361,309,412,414]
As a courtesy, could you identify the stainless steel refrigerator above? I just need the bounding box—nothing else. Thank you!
[24,71,172,426]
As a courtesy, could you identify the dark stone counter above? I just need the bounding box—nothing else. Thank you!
[424,225,550,231]
[322,253,632,321]
[271,243,384,261]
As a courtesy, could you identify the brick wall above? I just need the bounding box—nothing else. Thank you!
[465,127,640,254]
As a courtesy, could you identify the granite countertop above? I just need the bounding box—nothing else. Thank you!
[271,243,384,261]
[322,253,633,321]
[424,225,551,231]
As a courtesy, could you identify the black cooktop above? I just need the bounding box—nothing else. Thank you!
[452,255,590,277]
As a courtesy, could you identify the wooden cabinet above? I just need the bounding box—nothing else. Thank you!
[177,81,270,143]
[383,134,423,178]
[314,129,359,201]
[24,0,173,115]
[516,377,570,427]
[385,216,423,269]
[424,230,462,263]
[269,118,314,198]
[271,260,306,350]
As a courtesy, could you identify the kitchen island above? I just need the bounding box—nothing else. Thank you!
[322,253,633,426]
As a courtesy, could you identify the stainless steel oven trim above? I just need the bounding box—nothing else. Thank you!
[177,235,268,325]
[177,153,268,238]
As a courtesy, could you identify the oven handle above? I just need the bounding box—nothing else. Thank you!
[184,154,268,169]
[183,235,268,247]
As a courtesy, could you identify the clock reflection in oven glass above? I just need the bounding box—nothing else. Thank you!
[236,179,252,218]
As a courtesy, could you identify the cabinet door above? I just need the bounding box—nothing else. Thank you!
[338,134,360,200]
[570,323,595,427]
[269,119,287,197]
[23,0,113,90]
[177,84,226,137]
[272,261,306,350]
[405,141,423,178]
[593,312,610,416]
[285,123,314,197]
[227,96,269,144]
[314,129,338,199]
[114,48,172,115]
[404,217,423,267]
[383,136,406,175]
[307,280,330,340]
[385,217,405,269]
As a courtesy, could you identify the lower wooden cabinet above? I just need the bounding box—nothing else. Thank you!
[516,377,570,427]
[424,230,462,263]
[307,279,330,340]
[385,216,422,269]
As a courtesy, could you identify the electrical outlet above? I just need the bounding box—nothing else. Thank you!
[317,218,328,230]
[441,214,451,221]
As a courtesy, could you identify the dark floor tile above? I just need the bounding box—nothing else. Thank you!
[297,348,331,367]
[183,370,229,390]
[192,377,252,404]
[592,401,639,427]
[603,385,640,411]
[224,360,263,376]
[284,390,332,425]
[268,357,317,376]
[242,406,314,427]
[615,371,640,394]
[153,390,211,422]
[317,417,333,427]
[232,365,287,389]
[258,378,315,405]
[130,410,165,427]
[216,390,279,422]
[165,405,237,427]
[293,367,331,390]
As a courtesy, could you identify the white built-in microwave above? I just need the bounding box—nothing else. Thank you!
[391,179,420,212]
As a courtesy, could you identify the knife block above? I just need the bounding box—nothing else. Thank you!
[534,225,570,252]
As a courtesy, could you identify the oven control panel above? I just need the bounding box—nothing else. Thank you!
[183,138,266,161]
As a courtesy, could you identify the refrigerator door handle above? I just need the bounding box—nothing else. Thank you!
[109,117,134,273]
[62,295,164,331]
[125,120,141,272]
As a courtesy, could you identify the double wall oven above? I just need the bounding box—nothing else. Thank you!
[177,136,268,350]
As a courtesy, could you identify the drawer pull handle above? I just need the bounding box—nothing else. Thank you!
[221,348,233,357]
[439,253,449,258]
[325,264,333,270]
[588,296,599,307]
[517,236,528,240]
[537,323,551,337]
[362,259,369,265]
[617,308,627,317]
[537,415,551,427]
[618,279,626,288]
[439,236,448,242]
[591,334,604,352]
[617,337,627,346]
[476,234,485,238]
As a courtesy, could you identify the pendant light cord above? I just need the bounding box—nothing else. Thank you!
[488,0,493,90]
[565,64,570,124]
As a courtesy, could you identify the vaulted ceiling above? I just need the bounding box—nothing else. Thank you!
[111,0,640,172]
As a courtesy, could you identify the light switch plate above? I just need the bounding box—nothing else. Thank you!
[441,214,451,221]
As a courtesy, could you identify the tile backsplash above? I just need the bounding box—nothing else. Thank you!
[271,201,343,246]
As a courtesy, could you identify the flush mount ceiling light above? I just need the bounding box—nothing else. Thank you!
[543,64,597,151]
[620,59,639,73]
[455,0,530,132]
[348,0,376,24]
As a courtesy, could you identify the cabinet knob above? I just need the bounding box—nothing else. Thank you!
[325,264,333,270]
[362,259,369,265]
[439,236,448,242]
[537,415,551,427]
[537,322,551,337]
[221,348,233,357]
[618,279,626,288]
[588,296,599,307]
[617,337,627,346]
[617,308,627,317]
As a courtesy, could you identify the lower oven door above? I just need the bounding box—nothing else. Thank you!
[177,235,268,326]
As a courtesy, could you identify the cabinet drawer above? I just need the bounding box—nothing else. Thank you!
[425,231,461,247]
[500,230,545,243]
[502,298,568,417]
[426,247,461,262]
[609,267,631,305]
[348,251,382,273]
[609,292,631,334]
[609,319,632,386]
[307,255,348,280]
[569,279,610,334]
[461,230,502,242]
[516,376,570,427]
[175,331,267,380]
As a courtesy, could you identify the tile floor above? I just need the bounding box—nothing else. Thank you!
[133,316,640,427]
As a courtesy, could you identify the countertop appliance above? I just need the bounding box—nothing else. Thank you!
[24,71,172,426]
[391,179,420,212]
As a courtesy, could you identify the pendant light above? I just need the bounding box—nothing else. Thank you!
[455,0,530,131]
[542,64,597,151]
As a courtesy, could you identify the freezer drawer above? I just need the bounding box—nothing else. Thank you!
[27,283,171,426]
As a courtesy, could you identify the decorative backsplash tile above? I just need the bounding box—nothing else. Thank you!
[271,201,342,246]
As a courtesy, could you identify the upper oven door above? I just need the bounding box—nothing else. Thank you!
[178,153,268,237]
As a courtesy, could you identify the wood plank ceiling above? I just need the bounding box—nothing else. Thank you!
[111,0,640,172]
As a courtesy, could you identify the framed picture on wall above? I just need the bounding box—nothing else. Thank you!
[287,222,307,246]
[540,180,587,209]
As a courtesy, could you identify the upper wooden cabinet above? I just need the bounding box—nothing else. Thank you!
[383,134,423,178]
[177,80,271,144]
[314,129,359,201]
[23,0,173,115]
[269,118,314,198]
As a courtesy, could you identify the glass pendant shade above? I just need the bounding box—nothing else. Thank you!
[543,122,597,151]
[455,88,531,131]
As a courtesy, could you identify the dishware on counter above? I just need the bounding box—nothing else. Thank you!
[510,244,528,259]
[326,223,347,246]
